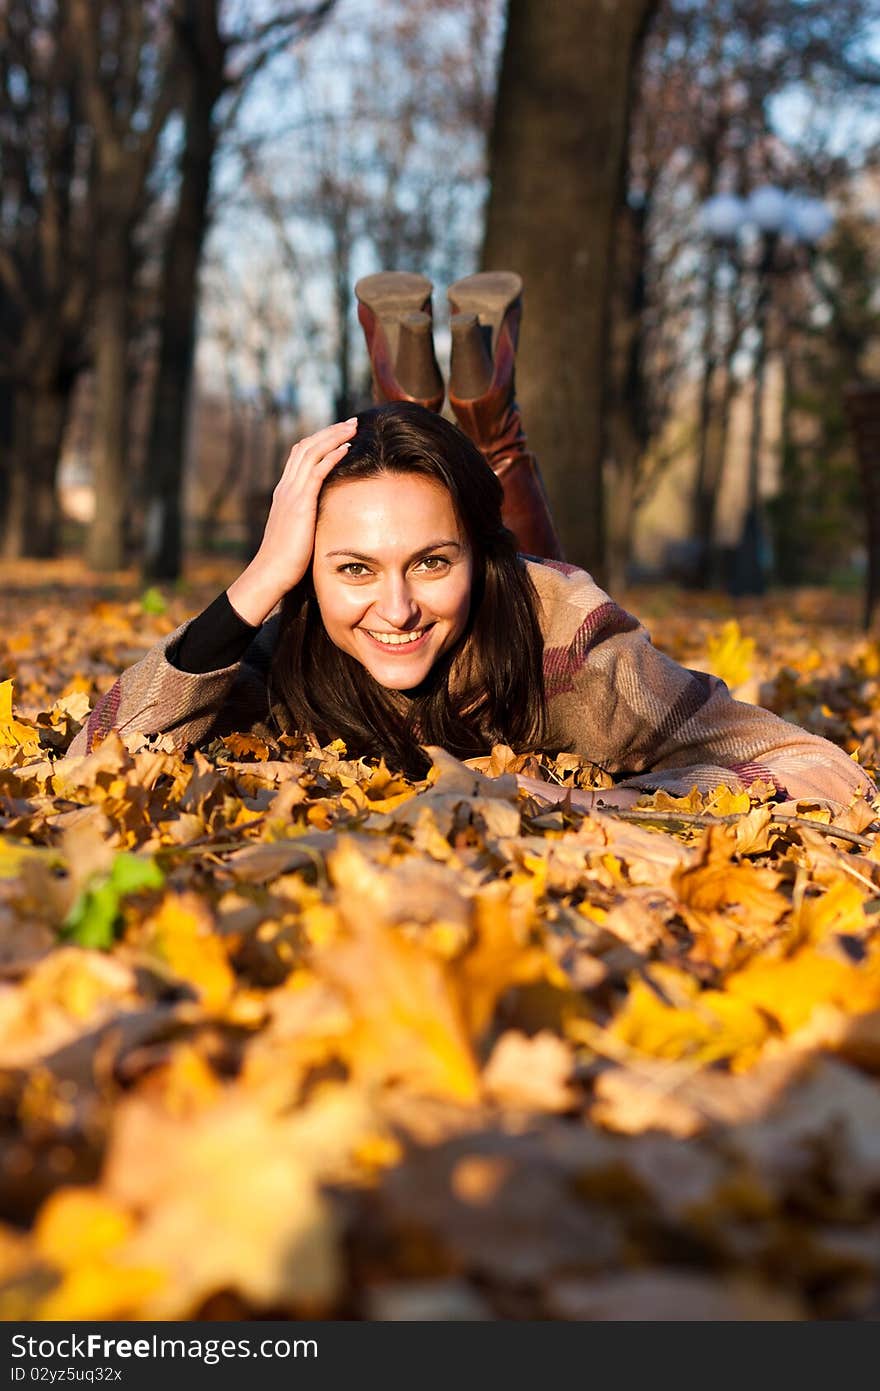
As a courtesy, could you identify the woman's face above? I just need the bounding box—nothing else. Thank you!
[312,472,474,690]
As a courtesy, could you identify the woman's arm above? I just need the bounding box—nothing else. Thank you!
[538,570,877,811]
[66,419,359,757]
[618,637,875,807]
[65,614,268,757]
[171,591,259,674]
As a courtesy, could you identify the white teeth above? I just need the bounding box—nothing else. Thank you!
[366,627,427,646]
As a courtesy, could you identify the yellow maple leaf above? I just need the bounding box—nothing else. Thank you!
[0,679,41,754]
[671,825,785,964]
[458,878,563,1040]
[301,901,343,947]
[102,1085,366,1317]
[142,891,235,1011]
[704,620,755,690]
[607,966,768,1069]
[38,1262,164,1321]
[0,950,140,1070]
[151,1044,223,1117]
[35,1188,134,1265]
[315,920,480,1102]
[0,837,61,880]
[637,786,705,814]
[705,785,752,817]
[362,757,417,813]
[792,878,868,946]
[30,1188,163,1321]
[727,944,880,1035]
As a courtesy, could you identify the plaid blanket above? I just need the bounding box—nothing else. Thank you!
[68,558,876,810]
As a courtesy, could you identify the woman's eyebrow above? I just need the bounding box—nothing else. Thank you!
[324,539,462,561]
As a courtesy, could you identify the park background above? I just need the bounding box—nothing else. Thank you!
[3,0,879,598]
[4,0,880,1326]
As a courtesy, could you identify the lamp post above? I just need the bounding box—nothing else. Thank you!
[698,187,834,595]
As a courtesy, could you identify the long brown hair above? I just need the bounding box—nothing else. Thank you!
[269,402,548,778]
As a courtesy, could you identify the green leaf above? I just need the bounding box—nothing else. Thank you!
[63,882,121,951]
[140,587,167,616]
[62,852,165,950]
[108,852,164,896]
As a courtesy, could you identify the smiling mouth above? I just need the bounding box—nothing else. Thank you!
[362,624,435,650]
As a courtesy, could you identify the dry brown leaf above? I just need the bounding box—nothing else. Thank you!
[0,948,140,1068]
[101,1082,374,1316]
[482,1029,577,1112]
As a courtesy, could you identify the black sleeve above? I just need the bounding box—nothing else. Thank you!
[169,591,260,674]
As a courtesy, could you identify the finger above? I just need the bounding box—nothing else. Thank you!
[287,435,354,492]
[297,418,358,459]
[306,440,352,485]
[279,418,357,480]
[296,420,358,471]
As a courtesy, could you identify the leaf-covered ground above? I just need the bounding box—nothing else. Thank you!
[3,561,880,1322]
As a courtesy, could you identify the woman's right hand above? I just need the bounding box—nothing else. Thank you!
[226,417,358,626]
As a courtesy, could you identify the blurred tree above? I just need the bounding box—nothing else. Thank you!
[482,0,659,581]
[142,0,336,581]
[69,0,180,571]
[769,196,880,585]
[614,0,880,588]
[0,0,93,558]
[245,154,366,422]
[234,0,497,430]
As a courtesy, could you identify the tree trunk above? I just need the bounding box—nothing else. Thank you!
[604,444,638,595]
[689,247,721,587]
[87,224,129,571]
[244,406,270,561]
[142,3,222,581]
[706,368,737,589]
[0,380,12,524]
[198,397,245,552]
[769,347,801,585]
[331,211,354,419]
[482,0,657,582]
[28,376,71,556]
[2,388,32,560]
[605,196,649,592]
[2,371,72,559]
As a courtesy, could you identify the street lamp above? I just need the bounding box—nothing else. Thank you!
[699,186,834,595]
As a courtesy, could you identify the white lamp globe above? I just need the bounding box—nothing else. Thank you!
[784,195,834,244]
[699,193,748,241]
[746,185,790,233]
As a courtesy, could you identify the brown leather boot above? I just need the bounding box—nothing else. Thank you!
[447,271,563,560]
[355,272,444,412]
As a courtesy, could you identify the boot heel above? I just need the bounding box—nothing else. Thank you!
[396,312,445,405]
[447,271,523,356]
[355,272,444,411]
[449,312,493,400]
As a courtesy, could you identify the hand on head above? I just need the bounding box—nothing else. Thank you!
[226,418,357,626]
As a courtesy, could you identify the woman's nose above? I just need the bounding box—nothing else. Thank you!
[374,575,420,628]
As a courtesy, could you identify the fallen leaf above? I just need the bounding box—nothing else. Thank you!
[482,1029,577,1112]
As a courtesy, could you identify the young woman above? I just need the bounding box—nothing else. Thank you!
[69,275,875,815]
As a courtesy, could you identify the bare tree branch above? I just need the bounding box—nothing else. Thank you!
[225,1,334,58]
[68,0,117,151]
